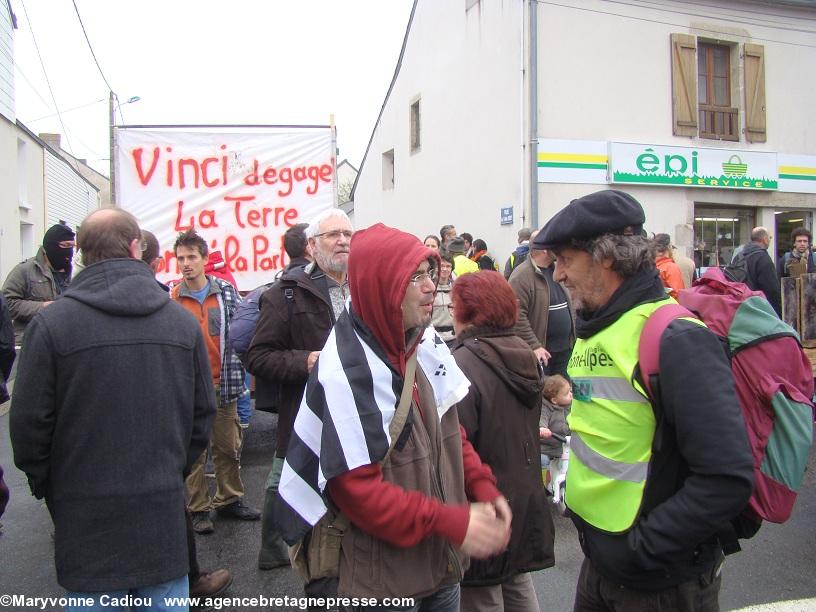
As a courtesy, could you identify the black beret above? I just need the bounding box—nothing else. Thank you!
[533,189,645,250]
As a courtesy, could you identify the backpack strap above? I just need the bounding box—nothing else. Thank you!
[638,303,696,401]
[326,350,417,534]
[383,350,417,467]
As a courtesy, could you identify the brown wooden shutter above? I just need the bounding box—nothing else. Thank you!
[744,43,767,143]
[671,33,698,137]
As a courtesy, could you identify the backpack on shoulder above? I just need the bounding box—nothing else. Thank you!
[639,268,814,552]
[228,270,291,414]
[723,249,758,284]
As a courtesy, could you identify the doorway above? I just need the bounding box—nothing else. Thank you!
[693,205,755,271]
[774,211,813,262]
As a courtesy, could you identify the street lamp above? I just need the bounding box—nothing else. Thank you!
[109,93,141,205]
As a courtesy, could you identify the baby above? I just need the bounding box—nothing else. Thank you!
[540,374,572,467]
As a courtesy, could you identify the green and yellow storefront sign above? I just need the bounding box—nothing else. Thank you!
[609,143,778,190]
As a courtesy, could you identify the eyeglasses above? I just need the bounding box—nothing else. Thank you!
[139,239,148,252]
[408,270,438,286]
[314,230,354,241]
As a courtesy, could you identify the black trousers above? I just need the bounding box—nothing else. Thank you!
[573,557,722,612]
[186,508,200,583]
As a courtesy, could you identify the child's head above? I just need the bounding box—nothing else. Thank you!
[543,374,572,407]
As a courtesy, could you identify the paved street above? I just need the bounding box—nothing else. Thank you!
[2,399,815,611]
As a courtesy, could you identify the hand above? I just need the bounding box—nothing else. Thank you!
[491,496,513,539]
[306,351,320,372]
[460,502,511,560]
[534,347,551,365]
[539,427,552,439]
[41,301,54,307]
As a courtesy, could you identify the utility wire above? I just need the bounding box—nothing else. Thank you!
[19,0,79,163]
[647,0,816,24]
[535,0,816,48]
[602,0,816,35]
[71,0,113,92]
[26,98,105,123]
[13,59,53,110]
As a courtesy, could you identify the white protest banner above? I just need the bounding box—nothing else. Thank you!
[116,126,335,290]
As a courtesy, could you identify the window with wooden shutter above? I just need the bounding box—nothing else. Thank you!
[698,42,739,141]
[671,33,698,137]
[744,43,767,143]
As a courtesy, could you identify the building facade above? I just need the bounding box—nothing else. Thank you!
[0,1,100,285]
[352,0,816,267]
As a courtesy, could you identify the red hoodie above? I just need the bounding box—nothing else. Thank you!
[328,223,500,548]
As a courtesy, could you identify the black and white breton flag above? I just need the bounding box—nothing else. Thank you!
[274,307,470,545]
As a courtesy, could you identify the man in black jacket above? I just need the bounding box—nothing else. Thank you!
[246,209,352,570]
[733,226,781,316]
[535,190,753,611]
[11,208,215,606]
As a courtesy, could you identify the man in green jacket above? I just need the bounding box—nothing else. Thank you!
[2,222,75,345]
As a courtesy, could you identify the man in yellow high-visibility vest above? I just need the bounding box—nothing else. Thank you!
[534,189,753,612]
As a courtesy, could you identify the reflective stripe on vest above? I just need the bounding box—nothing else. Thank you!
[566,300,668,533]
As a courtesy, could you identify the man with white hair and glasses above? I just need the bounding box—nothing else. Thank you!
[246,208,353,570]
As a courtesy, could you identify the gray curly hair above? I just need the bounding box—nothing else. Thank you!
[558,234,655,279]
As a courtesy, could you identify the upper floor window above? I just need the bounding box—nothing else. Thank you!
[671,34,766,143]
[409,97,421,154]
[382,149,394,190]
[697,42,738,141]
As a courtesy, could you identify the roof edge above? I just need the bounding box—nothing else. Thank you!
[349,0,418,202]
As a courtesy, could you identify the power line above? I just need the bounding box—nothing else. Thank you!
[26,98,105,123]
[71,0,113,92]
[13,59,53,110]
[535,0,816,48]
[602,0,816,35]
[19,0,79,162]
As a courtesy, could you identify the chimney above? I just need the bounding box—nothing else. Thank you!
[38,133,61,150]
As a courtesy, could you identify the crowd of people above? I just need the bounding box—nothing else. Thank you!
[2,187,807,611]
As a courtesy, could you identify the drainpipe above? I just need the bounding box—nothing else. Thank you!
[529,0,539,230]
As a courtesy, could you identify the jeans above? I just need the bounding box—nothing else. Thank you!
[344,583,460,612]
[237,373,252,426]
[66,574,188,611]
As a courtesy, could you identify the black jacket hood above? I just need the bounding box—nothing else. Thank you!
[64,258,172,317]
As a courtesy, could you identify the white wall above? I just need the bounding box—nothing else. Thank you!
[535,0,816,251]
[353,0,816,265]
[0,2,13,123]
[0,119,46,286]
[45,150,98,231]
[353,0,526,261]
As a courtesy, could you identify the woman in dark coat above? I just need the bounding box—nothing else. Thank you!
[451,271,555,612]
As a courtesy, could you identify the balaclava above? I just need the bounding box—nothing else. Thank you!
[43,223,75,273]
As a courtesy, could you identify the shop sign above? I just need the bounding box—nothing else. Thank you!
[609,143,778,190]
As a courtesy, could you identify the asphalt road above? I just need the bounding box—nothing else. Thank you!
[2,403,815,611]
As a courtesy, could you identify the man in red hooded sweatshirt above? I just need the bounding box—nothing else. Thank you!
[275,224,511,609]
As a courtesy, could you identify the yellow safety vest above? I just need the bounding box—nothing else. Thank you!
[566,300,672,533]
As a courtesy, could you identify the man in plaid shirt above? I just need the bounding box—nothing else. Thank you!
[172,229,260,534]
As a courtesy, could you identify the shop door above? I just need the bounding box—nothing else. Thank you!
[774,211,813,263]
[693,206,755,271]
